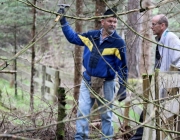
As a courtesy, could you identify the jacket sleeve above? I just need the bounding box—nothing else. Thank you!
[116,41,128,85]
[170,36,180,69]
[61,21,85,46]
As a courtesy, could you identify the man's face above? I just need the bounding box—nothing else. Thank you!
[151,16,165,38]
[101,17,118,35]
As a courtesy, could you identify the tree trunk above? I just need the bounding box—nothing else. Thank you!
[30,0,36,112]
[12,24,17,96]
[74,0,83,101]
[95,0,106,29]
[139,1,152,75]
[126,0,141,78]
[92,0,106,121]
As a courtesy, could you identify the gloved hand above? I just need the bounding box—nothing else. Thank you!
[57,7,67,25]
[117,84,126,102]
[57,7,65,15]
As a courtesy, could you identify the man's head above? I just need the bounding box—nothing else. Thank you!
[101,7,118,35]
[151,14,168,39]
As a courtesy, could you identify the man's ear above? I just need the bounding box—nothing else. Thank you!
[101,19,105,26]
[161,23,166,29]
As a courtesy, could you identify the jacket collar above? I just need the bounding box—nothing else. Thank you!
[155,28,169,43]
[93,28,117,43]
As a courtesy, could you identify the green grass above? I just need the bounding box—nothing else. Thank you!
[0,78,73,114]
[0,78,59,127]
[0,78,55,112]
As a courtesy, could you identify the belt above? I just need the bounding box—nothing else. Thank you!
[84,71,114,81]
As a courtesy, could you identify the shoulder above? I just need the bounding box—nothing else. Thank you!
[113,32,125,45]
[167,32,179,39]
[167,32,180,42]
[113,31,121,38]
[166,32,180,47]
[113,31,124,41]
[81,30,100,37]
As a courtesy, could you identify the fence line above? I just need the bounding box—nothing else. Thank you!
[0,47,61,100]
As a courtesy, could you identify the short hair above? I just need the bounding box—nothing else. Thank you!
[158,14,169,27]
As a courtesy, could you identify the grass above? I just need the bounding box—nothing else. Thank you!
[0,78,74,118]
[0,77,143,137]
[0,78,55,112]
[0,78,60,130]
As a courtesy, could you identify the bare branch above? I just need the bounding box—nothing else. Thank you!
[0,70,16,74]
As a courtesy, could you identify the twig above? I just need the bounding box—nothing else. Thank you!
[0,134,39,140]
[16,0,175,21]
[0,70,17,74]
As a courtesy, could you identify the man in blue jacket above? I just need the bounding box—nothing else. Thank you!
[57,7,128,140]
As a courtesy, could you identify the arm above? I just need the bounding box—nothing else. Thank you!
[61,22,85,46]
[58,8,85,46]
[116,43,128,101]
[171,37,180,69]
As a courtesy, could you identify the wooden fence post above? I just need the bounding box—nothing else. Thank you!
[142,74,152,121]
[41,65,46,99]
[56,87,66,139]
[155,69,160,140]
[46,73,51,93]
[154,65,180,140]
[54,70,61,102]
[123,101,130,128]
[169,65,180,140]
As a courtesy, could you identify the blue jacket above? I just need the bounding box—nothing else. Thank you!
[61,21,128,84]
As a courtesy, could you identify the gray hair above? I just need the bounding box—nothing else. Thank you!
[158,14,168,27]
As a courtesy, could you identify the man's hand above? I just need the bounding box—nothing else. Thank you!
[55,8,66,23]
[117,84,126,102]
[57,7,65,15]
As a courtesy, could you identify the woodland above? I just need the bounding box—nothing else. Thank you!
[0,0,180,140]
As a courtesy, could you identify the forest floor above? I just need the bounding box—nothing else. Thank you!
[0,52,143,140]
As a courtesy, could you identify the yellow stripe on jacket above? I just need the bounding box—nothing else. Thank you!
[78,35,121,60]
[78,35,93,51]
[102,48,121,60]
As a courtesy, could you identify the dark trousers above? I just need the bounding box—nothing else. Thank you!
[130,111,144,140]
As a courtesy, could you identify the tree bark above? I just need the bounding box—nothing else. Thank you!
[95,0,106,29]
[140,1,152,75]
[56,87,66,140]
[74,0,83,101]
[126,0,141,78]
[13,24,17,96]
[30,0,36,112]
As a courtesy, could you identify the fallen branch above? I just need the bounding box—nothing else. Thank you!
[0,70,17,74]
[0,134,39,140]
